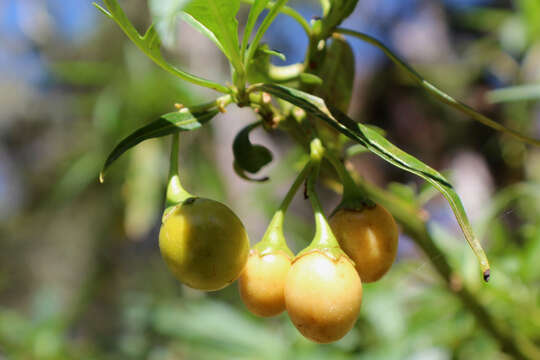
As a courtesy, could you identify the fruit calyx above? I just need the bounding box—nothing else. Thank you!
[325,150,375,215]
[162,133,194,220]
[253,210,294,258]
[296,139,353,263]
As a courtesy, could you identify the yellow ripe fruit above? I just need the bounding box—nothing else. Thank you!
[239,251,292,317]
[285,252,362,343]
[330,205,398,282]
[159,198,249,291]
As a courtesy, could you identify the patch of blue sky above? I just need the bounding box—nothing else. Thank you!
[443,0,494,10]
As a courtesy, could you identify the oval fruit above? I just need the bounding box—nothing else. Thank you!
[159,197,249,291]
[330,205,398,282]
[239,251,291,317]
[285,252,362,343]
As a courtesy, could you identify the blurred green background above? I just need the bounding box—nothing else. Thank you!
[0,0,539,359]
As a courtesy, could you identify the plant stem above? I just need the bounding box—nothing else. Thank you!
[278,161,312,213]
[254,162,311,257]
[306,164,334,249]
[165,133,191,207]
[185,95,232,113]
[325,150,373,209]
[301,139,342,256]
[268,63,305,83]
[245,0,289,65]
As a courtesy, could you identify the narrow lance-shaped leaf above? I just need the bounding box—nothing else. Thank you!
[100,109,219,182]
[93,0,229,93]
[260,48,286,62]
[241,0,270,56]
[183,0,243,72]
[314,35,355,113]
[253,83,491,280]
[245,0,289,64]
[336,28,540,147]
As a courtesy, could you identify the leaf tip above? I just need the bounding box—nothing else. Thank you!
[483,269,490,282]
[92,2,112,18]
[99,172,105,184]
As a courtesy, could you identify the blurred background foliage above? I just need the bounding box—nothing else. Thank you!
[0,0,539,359]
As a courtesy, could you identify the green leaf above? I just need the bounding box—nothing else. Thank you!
[183,0,243,72]
[486,84,540,103]
[246,44,298,84]
[100,109,219,182]
[241,0,270,56]
[241,0,311,37]
[252,83,490,279]
[387,182,416,204]
[233,161,269,182]
[320,0,358,37]
[94,0,228,93]
[336,28,540,147]
[345,143,368,157]
[233,122,273,174]
[246,44,273,84]
[313,35,355,112]
[180,13,227,54]
[148,0,190,47]
[520,0,540,42]
[245,0,289,64]
[260,47,286,62]
[299,73,323,86]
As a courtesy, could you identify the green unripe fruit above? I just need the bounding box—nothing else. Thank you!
[159,197,249,291]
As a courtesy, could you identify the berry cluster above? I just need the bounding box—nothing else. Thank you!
[159,139,398,343]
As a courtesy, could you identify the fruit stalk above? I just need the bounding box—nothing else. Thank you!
[325,150,374,212]
[297,139,343,259]
[165,133,192,208]
[254,161,312,256]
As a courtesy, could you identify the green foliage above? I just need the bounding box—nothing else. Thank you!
[244,0,289,64]
[94,0,229,92]
[100,109,219,181]
[183,0,243,71]
[319,0,358,37]
[335,28,540,146]
[313,36,355,112]
[3,0,540,358]
[233,122,273,175]
[241,0,270,55]
[252,83,491,276]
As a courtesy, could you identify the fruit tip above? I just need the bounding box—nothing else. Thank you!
[483,269,490,282]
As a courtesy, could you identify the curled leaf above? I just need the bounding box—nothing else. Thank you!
[233,122,273,174]
[260,47,286,62]
[233,161,269,182]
